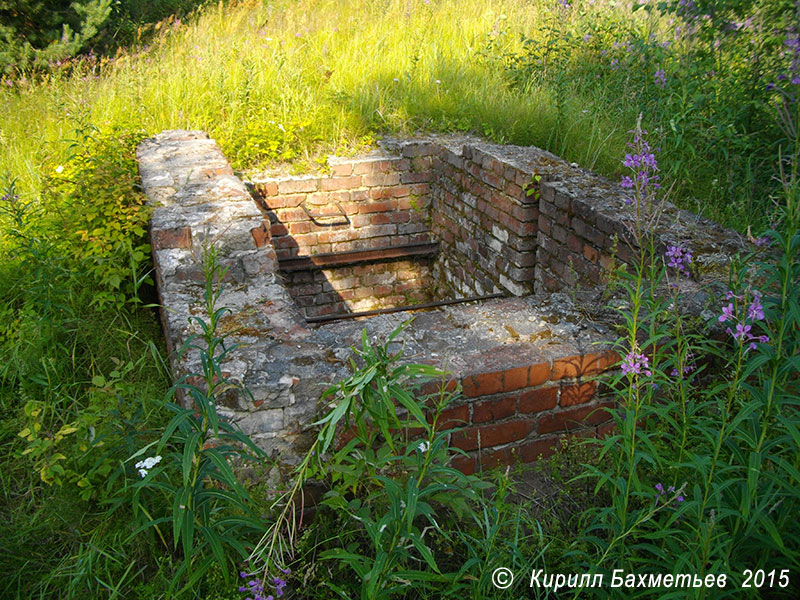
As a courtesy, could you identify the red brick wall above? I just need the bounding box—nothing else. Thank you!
[430,145,538,297]
[421,350,619,474]
[252,156,432,260]
[285,258,434,319]
[251,154,435,319]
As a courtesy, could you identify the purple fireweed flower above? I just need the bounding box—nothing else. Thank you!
[670,351,696,379]
[665,244,692,277]
[620,126,661,210]
[720,288,769,351]
[754,236,771,247]
[621,350,652,377]
[239,571,280,600]
[733,323,752,340]
[654,68,666,88]
[747,293,764,321]
[273,577,287,597]
[670,364,695,378]
[656,483,685,507]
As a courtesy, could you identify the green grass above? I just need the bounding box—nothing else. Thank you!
[0,0,632,199]
[0,0,795,597]
[1,0,787,230]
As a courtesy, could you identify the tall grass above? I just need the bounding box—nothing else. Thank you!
[2,0,627,199]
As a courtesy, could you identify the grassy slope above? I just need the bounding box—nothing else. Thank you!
[1,0,644,198]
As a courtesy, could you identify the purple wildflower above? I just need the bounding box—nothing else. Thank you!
[273,577,287,597]
[719,303,735,322]
[621,175,634,188]
[733,323,752,340]
[654,68,666,88]
[620,125,662,216]
[239,571,286,600]
[754,236,771,247]
[670,363,696,379]
[747,292,764,321]
[720,288,769,351]
[621,350,652,377]
[665,244,692,277]
[656,483,686,507]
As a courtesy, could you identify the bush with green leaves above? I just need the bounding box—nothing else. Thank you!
[0,0,113,73]
[0,0,211,74]
[42,122,152,308]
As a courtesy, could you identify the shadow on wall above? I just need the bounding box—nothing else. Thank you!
[249,161,439,321]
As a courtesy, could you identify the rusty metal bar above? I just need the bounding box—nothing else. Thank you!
[305,292,506,324]
[279,242,439,272]
[300,201,350,226]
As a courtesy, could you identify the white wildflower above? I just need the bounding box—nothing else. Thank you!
[417,440,430,453]
[135,455,162,478]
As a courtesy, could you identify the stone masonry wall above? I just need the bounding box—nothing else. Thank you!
[428,143,539,297]
[139,130,745,469]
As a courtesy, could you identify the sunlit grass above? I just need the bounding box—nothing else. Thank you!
[0,0,642,201]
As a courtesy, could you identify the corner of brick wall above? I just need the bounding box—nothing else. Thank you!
[436,349,619,475]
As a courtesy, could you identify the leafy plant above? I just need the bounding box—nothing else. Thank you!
[250,323,501,599]
[122,243,271,595]
[571,110,800,597]
[42,122,152,309]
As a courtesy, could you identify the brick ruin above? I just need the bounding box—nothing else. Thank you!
[137,130,745,472]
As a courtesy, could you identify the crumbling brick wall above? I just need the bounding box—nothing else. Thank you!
[250,154,434,318]
[430,144,539,296]
[139,130,745,469]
